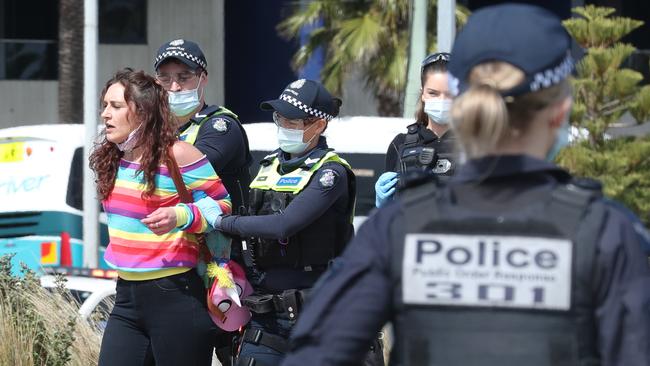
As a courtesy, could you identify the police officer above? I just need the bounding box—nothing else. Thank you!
[196,79,356,366]
[281,4,650,366]
[375,52,457,207]
[154,39,252,214]
[154,39,253,365]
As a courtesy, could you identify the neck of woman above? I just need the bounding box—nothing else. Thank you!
[491,120,551,160]
[427,119,449,138]
[122,146,144,163]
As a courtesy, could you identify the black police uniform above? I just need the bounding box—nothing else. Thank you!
[385,123,457,183]
[178,103,252,366]
[281,155,650,366]
[217,137,356,365]
[179,103,252,213]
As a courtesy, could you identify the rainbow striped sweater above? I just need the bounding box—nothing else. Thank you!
[103,156,231,280]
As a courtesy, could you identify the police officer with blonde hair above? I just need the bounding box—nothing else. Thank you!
[280,4,650,366]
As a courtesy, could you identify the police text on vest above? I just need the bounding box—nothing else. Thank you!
[402,234,572,310]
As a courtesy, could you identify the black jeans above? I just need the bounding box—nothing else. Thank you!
[98,269,218,366]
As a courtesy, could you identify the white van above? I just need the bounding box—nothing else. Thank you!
[0,124,109,275]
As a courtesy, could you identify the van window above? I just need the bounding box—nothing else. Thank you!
[66,148,84,210]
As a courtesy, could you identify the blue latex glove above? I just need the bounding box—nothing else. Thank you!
[192,190,208,201]
[194,196,224,229]
[375,171,399,208]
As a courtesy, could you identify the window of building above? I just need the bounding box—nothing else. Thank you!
[99,0,147,44]
[0,0,59,80]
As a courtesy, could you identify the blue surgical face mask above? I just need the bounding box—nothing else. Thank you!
[116,123,143,152]
[546,122,570,162]
[168,74,203,117]
[277,123,317,154]
[424,99,452,125]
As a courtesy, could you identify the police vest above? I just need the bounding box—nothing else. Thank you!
[247,150,355,271]
[397,123,456,181]
[179,105,252,214]
[178,106,239,145]
[389,181,606,366]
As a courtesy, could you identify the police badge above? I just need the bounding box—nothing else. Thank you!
[319,169,338,188]
[289,79,306,89]
[169,39,185,46]
[212,117,229,134]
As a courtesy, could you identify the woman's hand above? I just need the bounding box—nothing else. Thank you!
[142,207,177,235]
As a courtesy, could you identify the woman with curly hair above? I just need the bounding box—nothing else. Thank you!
[90,68,231,366]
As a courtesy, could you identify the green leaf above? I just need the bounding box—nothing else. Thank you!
[629,85,650,122]
[578,44,636,78]
[365,32,408,93]
[558,137,650,226]
[291,27,334,70]
[570,102,587,125]
[332,12,385,62]
[563,6,643,47]
[321,57,346,95]
[277,1,326,39]
[603,68,643,99]
[572,5,616,20]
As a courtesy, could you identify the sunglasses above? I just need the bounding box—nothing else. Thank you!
[421,52,451,69]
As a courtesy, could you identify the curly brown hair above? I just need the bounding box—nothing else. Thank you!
[89,68,178,200]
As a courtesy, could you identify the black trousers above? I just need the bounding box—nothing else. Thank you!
[98,269,218,366]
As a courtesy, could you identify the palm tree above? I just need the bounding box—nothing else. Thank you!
[278,0,469,116]
[58,0,84,124]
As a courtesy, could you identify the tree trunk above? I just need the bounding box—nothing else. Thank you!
[58,0,84,124]
[375,90,403,117]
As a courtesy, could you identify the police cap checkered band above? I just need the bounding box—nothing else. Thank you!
[448,4,578,97]
[279,93,335,121]
[154,39,207,72]
[155,50,207,70]
[260,79,341,121]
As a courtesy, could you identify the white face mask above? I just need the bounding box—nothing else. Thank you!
[424,99,452,125]
[116,123,143,152]
[277,124,317,154]
[168,74,203,117]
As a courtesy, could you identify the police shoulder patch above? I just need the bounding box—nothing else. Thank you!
[319,168,339,188]
[211,117,230,134]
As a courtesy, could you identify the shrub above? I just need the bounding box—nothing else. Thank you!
[0,255,102,365]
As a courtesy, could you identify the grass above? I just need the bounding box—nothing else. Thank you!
[0,255,104,365]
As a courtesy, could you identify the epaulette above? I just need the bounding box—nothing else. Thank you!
[569,177,603,196]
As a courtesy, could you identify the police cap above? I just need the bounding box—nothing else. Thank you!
[154,39,208,73]
[260,79,342,122]
[448,4,576,97]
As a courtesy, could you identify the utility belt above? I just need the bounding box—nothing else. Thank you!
[243,289,310,320]
[238,328,290,357]
[234,289,310,364]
